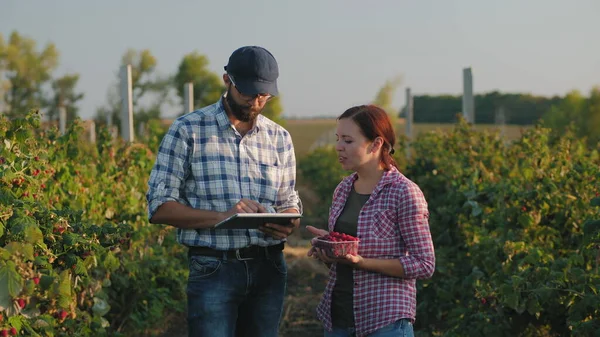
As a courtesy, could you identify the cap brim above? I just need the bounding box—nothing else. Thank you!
[235,78,278,97]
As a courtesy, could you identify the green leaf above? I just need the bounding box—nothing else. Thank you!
[23,278,35,295]
[74,262,87,276]
[518,214,534,227]
[83,255,97,269]
[591,197,600,207]
[0,261,23,310]
[506,292,520,311]
[92,297,111,317]
[7,211,37,233]
[8,314,24,331]
[522,167,534,180]
[33,256,50,269]
[15,129,31,143]
[4,242,34,261]
[532,287,552,299]
[103,252,120,272]
[57,270,71,309]
[464,201,483,217]
[63,233,78,246]
[38,275,54,292]
[24,225,44,245]
[0,248,8,261]
[583,220,600,236]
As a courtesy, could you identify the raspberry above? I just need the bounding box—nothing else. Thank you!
[312,232,359,258]
[58,310,68,320]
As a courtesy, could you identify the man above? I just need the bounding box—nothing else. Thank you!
[146,46,302,337]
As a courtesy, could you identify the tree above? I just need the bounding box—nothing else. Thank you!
[173,51,224,114]
[543,87,600,147]
[0,31,58,117]
[95,49,171,134]
[581,87,600,146]
[262,96,285,126]
[372,75,402,125]
[46,74,84,125]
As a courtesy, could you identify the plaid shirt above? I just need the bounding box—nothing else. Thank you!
[316,167,435,336]
[146,98,301,249]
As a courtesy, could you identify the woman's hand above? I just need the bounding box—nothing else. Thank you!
[309,246,364,266]
[306,225,363,266]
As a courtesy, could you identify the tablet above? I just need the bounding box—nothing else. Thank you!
[211,213,302,230]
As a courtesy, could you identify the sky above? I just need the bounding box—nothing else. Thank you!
[1,0,599,120]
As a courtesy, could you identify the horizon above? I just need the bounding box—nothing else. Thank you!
[1,0,599,120]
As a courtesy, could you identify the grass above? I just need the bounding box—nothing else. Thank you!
[285,118,531,158]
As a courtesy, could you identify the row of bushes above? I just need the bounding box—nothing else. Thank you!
[1,111,598,336]
[298,120,600,336]
[0,112,185,336]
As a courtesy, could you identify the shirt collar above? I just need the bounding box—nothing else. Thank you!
[343,166,401,195]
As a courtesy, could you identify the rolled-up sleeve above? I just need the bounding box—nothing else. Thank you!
[397,183,435,279]
[274,132,302,214]
[146,121,191,220]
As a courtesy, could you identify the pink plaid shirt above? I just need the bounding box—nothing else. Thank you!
[316,167,435,336]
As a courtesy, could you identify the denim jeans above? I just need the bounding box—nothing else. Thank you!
[324,319,414,337]
[186,250,287,337]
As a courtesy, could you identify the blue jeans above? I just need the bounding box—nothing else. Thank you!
[186,250,287,337]
[325,319,414,337]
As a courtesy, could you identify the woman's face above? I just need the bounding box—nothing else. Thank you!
[335,118,378,172]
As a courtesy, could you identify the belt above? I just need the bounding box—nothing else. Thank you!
[187,243,285,260]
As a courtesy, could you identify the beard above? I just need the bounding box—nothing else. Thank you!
[226,89,262,123]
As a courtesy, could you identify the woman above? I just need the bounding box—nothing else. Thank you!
[307,105,435,337]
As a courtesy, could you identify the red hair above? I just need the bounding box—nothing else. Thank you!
[338,105,397,170]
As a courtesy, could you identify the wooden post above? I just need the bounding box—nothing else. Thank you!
[59,106,67,135]
[462,67,474,123]
[184,82,194,113]
[405,87,414,140]
[138,121,146,139]
[88,121,96,143]
[405,87,414,159]
[120,64,134,142]
[495,106,507,138]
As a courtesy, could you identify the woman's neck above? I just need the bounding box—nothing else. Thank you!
[354,165,385,195]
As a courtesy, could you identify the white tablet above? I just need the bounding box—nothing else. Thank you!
[212,213,302,230]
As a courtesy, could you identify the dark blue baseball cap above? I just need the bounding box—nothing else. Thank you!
[224,46,279,96]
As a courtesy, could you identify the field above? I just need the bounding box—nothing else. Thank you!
[285,118,531,158]
[2,113,598,337]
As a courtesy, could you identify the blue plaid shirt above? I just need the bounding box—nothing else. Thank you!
[146,97,302,249]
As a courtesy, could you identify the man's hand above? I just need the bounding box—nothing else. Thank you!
[259,210,300,240]
[224,198,267,217]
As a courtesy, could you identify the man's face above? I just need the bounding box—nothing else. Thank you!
[225,84,265,123]
[224,74,272,122]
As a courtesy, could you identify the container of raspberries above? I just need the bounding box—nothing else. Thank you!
[312,231,360,258]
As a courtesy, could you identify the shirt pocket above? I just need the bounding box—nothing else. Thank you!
[370,210,399,239]
[249,163,281,203]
